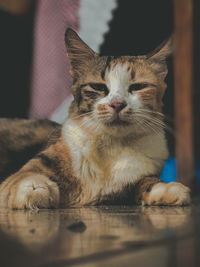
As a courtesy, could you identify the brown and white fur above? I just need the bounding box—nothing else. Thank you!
[0,29,190,209]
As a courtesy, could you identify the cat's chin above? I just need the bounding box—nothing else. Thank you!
[104,119,131,127]
[100,120,149,138]
[101,120,137,137]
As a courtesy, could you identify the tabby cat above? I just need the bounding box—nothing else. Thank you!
[0,29,190,209]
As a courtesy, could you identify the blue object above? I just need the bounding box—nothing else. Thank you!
[196,169,200,186]
[160,158,176,182]
[160,158,200,186]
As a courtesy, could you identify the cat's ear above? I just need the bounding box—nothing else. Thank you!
[65,28,97,78]
[146,37,173,79]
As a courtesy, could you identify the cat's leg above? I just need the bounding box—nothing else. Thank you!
[0,171,59,209]
[134,177,191,206]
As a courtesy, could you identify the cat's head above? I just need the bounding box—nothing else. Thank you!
[65,28,172,137]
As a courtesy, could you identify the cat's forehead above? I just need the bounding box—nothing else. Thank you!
[77,55,155,85]
[102,55,137,71]
[102,55,155,84]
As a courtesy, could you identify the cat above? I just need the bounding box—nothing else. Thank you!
[0,28,191,209]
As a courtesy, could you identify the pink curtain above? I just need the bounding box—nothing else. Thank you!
[30,0,80,118]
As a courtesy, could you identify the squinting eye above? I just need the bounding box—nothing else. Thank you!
[129,83,148,92]
[89,83,108,92]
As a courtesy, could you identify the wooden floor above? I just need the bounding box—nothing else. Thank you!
[0,198,199,267]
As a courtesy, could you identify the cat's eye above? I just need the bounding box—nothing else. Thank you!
[89,83,108,94]
[129,83,149,92]
[84,90,99,99]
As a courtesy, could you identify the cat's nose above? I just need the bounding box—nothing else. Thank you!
[110,101,127,113]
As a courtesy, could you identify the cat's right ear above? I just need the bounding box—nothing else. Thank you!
[65,28,97,78]
[146,37,173,80]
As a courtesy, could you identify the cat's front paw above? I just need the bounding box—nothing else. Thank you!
[142,182,191,206]
[12,175,59,209]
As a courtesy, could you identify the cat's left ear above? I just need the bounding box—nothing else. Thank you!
[65,28,97,78]
[146,37,173,79]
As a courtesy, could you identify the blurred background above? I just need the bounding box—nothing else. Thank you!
[0,0,199,188]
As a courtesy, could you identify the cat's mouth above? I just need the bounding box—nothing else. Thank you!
[105,118,131,127]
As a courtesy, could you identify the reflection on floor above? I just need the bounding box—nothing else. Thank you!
[0,198,199,267]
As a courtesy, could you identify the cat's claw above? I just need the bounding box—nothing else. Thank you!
[142,182,191,206]
[13,175,59,209]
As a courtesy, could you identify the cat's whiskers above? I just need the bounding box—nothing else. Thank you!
[135,113,165,129]
[70,109,171,139]
[137,108,165,117]
[78,113,102,134]
[134,110,172,128]
[134,117,163,138]
[137,108,174,125]
[141,119,163,137]
[78,114,95,128]
[70,111,94,121]
[134,112,174,135]
[134,117,150,134]
[136,114,166,128]
[66,112,99,138]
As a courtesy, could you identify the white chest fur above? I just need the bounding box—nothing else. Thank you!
[63,119,168,198]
